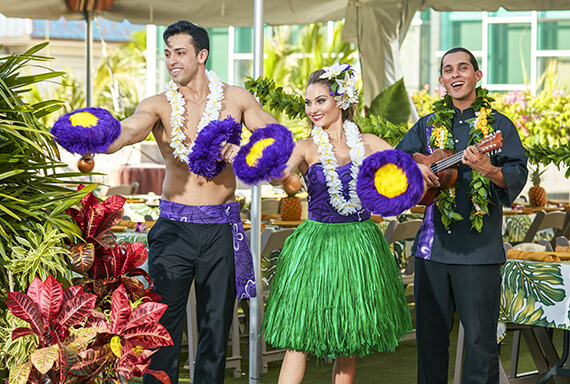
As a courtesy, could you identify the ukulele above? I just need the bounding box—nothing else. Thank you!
[413,131,503,206]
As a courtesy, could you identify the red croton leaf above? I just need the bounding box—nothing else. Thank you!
[11,327,36,340]
[119,242,148,275]
[70,243,95,275]
[97,195,126,232]
[122,323,173,348]
[55,293,97,329]
[120,276,146,300]
[124,301,168,330]
[27,276,63,326]
[145,369,172,384]
[63,285,84,303]
[88,247,114,280]
[6,292,44,336]
[110,285,131,334]
[58,344,78,381]
[70,348,114,377]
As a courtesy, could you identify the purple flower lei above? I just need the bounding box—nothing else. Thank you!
[356,149,424,217]
[50,107,121,154]
[233,124,294,185]
[187,116,242,179]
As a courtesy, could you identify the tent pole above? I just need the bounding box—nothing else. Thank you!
[85,11,93,107]
[249,0,264,382]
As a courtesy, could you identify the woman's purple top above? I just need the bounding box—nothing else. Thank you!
[304,162,370,223]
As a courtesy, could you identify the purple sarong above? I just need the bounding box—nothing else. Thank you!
[159,199,256,299]
[415,120,437,260]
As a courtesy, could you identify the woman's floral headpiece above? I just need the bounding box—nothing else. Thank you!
[319,63,359,110]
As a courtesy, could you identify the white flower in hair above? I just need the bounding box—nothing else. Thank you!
[320,62,350,80]
[336,71,356,95]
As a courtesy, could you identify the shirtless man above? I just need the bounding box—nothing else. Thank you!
[106,20,278,384]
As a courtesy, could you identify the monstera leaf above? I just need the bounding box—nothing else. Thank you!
[502,260,566,306]
[368,77,411,126]
[500,260,567,329]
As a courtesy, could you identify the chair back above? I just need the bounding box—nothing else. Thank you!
[261,199,280,215]
[384,219,423,244]
[384,219,423,277]
[262,228,295,254]
[557,236,570,247]
[522,211,567,247]
[245,228,273,253]
[560,210,570,239]
[104,181,140,196]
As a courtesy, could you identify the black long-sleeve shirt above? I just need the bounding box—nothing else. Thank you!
[396,106,528,265]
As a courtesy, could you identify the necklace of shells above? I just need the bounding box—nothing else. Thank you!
[311,120,366,215]
[164,69,224,164]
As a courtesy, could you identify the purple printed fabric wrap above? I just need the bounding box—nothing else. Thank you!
[415,119,437,260]
[416,205,434,259]
[159,200,256,299]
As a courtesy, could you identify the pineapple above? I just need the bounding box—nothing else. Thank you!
[280,192,302,221]
[280,173,303,221]
[528,165,547,207]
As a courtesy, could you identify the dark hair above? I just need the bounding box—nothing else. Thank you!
[163,20,210,62]
[307,69,355,123]
[439,47,479,75]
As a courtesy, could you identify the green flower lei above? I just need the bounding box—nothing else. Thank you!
[427,87,496,232]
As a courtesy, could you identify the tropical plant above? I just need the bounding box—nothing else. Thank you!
[66,187,159,310]
[26,29,147,125]
[0,42,96,379]
[246,75,411,146]
[7,224,74,289]
[6,276,172,383]
[291,22,358,96]
[367,78,410,126]
[6,275,98,383]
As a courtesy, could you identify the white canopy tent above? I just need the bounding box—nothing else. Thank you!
[1,1,569,382]
[2,0,569,106]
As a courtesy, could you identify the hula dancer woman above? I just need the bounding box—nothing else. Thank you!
[263,64,413,384]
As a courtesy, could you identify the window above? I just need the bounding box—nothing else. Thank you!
[487,23,531,85]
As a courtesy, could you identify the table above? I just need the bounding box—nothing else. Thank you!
[111,164,166,194]
[123,202,160,222]
[500,258,570,383]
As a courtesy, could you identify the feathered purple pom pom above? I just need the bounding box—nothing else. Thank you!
[233,124,294,185]
[50,107,121,154]
[356,149,424,217]
[187,116,242,179]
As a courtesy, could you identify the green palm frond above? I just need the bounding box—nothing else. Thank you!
[0,43,94,294]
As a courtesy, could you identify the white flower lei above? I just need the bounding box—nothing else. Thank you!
[311,120,366,215]
[164,69,224,164]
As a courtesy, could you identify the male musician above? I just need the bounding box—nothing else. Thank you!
[396,47,528,384]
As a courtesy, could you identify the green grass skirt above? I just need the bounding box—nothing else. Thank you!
[262,219,413,358]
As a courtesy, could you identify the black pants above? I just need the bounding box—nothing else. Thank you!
[143,218,236,384]
[415,258,502,384]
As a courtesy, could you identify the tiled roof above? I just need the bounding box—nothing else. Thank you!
[0,15,143,42]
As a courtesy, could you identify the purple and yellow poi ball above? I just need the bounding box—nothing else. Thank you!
[51,107,121,155]
[234,124,294,185]
[187,116,242,179]
[356,149,424,217]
